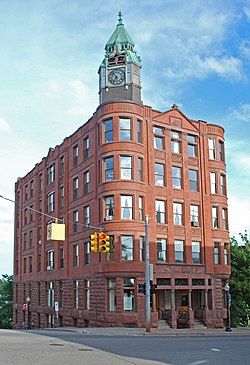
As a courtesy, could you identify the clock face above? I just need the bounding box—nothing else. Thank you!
[108,69,125,85]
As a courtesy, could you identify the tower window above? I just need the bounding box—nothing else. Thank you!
[119,118,131,141]
[104,119,113,143]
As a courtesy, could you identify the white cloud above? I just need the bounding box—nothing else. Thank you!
[239,40,250,60]
[228,194,250,237]
[0,117,11,132]
[243,7,250,21]
[229,104,250,122]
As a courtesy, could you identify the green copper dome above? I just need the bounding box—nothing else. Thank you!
[103,12,141,67]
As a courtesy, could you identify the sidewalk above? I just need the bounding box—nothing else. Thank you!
[46,325,250,337]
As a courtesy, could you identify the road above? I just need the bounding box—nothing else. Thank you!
[1,329,250,365]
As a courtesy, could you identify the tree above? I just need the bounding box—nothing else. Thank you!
[230,232,250,327]
[0,274,13,329]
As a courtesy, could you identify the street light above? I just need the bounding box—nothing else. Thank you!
[225,283,232,332]
[26,296,31,330]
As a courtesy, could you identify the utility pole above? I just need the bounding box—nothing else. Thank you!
[145,215,151,332]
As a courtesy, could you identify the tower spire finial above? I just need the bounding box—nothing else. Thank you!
[118,11,123,25]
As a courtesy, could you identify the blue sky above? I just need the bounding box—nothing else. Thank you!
[0,0,250,275]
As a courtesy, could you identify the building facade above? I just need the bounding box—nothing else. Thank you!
[13,14,230,329]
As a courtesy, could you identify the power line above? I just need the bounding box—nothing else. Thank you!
[0,194,103,231]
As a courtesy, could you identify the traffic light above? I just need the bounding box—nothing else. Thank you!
[138,283,146,295]
[90,232,98,252]
[98,232,110,252]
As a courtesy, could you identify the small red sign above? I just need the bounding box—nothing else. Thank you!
[23,303,28,311]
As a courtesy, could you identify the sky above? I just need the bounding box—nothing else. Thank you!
[0,0,250,276]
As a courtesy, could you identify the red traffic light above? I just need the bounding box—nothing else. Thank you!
[99,232,107,240]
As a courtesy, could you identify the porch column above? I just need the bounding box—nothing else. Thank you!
[203,289,209,326]
[170,289,177,329]
[188,290,194,328]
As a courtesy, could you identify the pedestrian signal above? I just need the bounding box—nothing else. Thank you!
[90,232,98,252]
[98,232,110,252]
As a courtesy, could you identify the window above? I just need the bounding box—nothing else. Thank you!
[214,242,220,264]
[222,208,228,230]
[73,177,78,199]
[119,118,131,141]
[73,145,78,166]
[175,240,184,263]
[224,244,229,265]
[29,230,33,248]
[104,157,114,181]
[104,119,113,143]
[221,174,226,195]
[25,185,28,200]
[189,169,198,191]
[30,180,34,197]
[74,280,79,309]
[85,280,90,310]
[138,157,143,182]
[140,236,144,261]
[192,241,201,264]
[107,235,115,261]
[84,206,90,226]
[210,172,217,194]
[219,141,224,161]
[47,164,55,184]
[60,186,64,207]
[38,254,41,272]
[208,138,215,160]
[73,245,79,267]
[154,126,164,149]
[30,206,33,222]
[187,135,197,157]
[173,202,183,225]
[39,173,43,191]
[85,241,90,265]
[157,238,167,262]
[139,196,143,221]
[190,205,199,226]
[155,163,165,186]
[60,248,64,269]
[23,257,27,274]
[171,131,181,153]
[172,166,182,189]
[156,200,165,223]
[29,256,32,273]
[123,278,135,311]
[47,250,54,270]
[84,171,89,193]
[24,209,28,225]
[84,137,90,159]
[108,279,116,311]
[47,282,54,307]
[24,232,27,249]
[39,199,42,216]
[212,207,218,228]
[137,120,142,143]
[47,192,55,213]
[73,210,79,232]
[121,235,134,260]
[121,195,133,220]
[120,156,132,180]
[60,156,64,176]
[105,196,114,220]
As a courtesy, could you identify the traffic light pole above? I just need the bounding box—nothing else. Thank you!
[145,215,151,332]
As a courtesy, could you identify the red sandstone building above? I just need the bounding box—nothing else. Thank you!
[13,14,230,329]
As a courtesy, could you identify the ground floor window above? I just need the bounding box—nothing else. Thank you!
[123,278,135,311]
[108,279,116,311]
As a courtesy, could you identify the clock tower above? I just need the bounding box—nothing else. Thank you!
[98,12,142,105]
